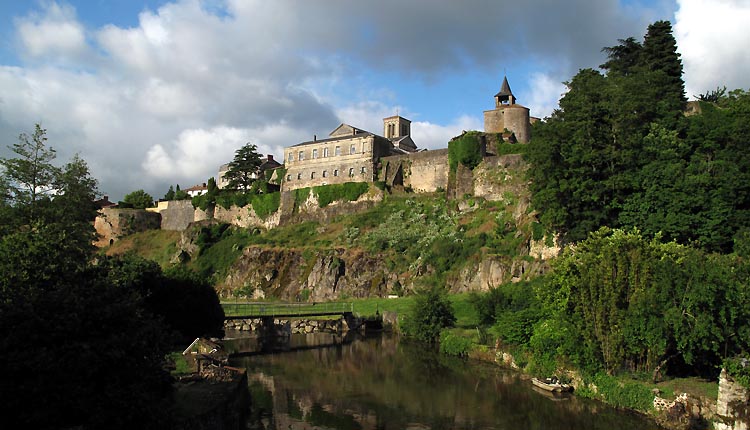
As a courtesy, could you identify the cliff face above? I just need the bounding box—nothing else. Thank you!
[217,244,553,300]
[218,247,391,300]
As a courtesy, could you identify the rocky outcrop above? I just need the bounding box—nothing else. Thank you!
[94,208,161,247]
[448,254,548,293]
[218,247,391,300]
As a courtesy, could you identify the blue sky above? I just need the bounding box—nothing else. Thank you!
[1,0,748,200]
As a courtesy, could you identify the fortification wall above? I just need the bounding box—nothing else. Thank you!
[214,204,280,229]
[484,106,531,143]
[94,208,161,247]
[381,149,449,192]
[156,200,199,231]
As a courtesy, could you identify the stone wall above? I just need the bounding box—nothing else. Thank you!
[155,200,199,231]
[483,105,531,143]
[224,317,350,334]
[94,208,161,247]
[380,149,449,192]
[277,184,383,226]
[214,204,280,230]
[715,368,750,430]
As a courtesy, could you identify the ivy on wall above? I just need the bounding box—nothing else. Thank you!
[448,131,483,172]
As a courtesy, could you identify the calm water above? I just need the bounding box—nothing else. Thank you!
[226,332,662,430]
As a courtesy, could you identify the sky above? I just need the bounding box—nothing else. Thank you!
[0,0,748,201]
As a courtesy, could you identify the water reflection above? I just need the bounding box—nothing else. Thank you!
[226,333,662,430]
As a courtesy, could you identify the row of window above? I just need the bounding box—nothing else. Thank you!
[289,143,361,162]
[286,166,367,181]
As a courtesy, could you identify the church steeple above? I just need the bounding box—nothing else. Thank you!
[494,76,516,107]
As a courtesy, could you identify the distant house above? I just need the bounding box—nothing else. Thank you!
[94,195,118,209]
[184,183,208,197]
[217,154,283,190]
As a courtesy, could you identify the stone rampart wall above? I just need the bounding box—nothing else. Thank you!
[94,208,161,247]
[157,200,198,231]
[381,149,449,192]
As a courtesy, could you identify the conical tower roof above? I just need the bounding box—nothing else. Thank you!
[495,76,514,98]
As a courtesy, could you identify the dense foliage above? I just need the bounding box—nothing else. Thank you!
[0,125,223,427]
[401,288,457,343]
[526,21,750,253]
[122,189,155,209]
[223,142,263,191]
[471,228,750,381]
[448,131,483,172]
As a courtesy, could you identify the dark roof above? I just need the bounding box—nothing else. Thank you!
[494,76,514,98]
[290,130,374,147]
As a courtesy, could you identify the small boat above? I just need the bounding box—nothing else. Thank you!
[531,377,573,393]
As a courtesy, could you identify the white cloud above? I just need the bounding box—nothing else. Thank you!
[675,0,750,98]
[526,72,568,119]
[16,2,87,59]
[412,116,483,150]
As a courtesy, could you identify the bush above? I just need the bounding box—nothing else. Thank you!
[440,331,473,357]
[583,373,655,411]
[724,357,750,388]
[401,288,456,343]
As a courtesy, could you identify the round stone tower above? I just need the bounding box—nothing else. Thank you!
[483,76,531,143]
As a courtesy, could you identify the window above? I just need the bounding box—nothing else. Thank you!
[322,170,328,178]
[350,144,356,155]
[323,147,329,157]
[298,150,304,161]
[286,174,291,181]
[335,146,341,156]
[311,172,316,179]
[360,166,366,174]
[348,167,354,177]
[312,148,318,159]
[287,152,293,163]
[402,124,408,136]
[297,173,302,180]
[333,169,339,177]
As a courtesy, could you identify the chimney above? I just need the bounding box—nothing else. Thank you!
[313,135,317,142]
[267,154,274,161]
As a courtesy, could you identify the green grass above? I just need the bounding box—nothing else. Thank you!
[656,377,718,401]
[169,351,193,375]
[348,293,478,327]
[105,229,181,267]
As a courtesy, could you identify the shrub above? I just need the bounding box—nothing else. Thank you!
[401,288,456,343]
[585,373,655,411]
[724,357,750,388]
[440,331,473,357]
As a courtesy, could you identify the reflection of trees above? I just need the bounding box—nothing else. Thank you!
[236,334,659,430]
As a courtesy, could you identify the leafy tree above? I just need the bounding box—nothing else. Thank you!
[122,189,154,209]
[174,183,189,200]
[0,124,60,222]
[224,142,262,191]
[697,86,727,103]
[401,288,456,343]
[163,185,175,200]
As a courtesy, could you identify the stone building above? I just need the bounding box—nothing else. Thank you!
[282,116,417,192]
[483,76,532,143]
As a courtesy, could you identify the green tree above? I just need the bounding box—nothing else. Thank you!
[224,142,262,191]
[163,185,175,200]
[122,189,154,209]
[401,288,456,343]
[0,124,60,222]
[174,183,189,200]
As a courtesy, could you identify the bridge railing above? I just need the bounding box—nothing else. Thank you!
[222,301,354,318]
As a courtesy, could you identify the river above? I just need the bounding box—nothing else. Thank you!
[225,332,663,430]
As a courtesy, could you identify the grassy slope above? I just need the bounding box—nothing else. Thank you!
[104,229,181,267]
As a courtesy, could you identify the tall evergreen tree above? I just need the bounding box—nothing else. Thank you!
[224,143,262,191]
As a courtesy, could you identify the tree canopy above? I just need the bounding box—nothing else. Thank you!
[0,125,224,427]
[526,20,750,253]
[224,142,263,191]
[122,189,155,209]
